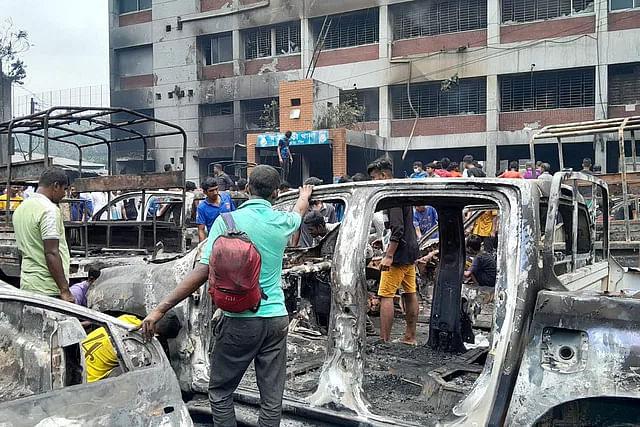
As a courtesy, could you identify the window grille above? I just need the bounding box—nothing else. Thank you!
[313,8,379,50]
[392,0,487,40]
[502,0,593,23]
[202,33,233,65]
[245,27,272,60]
[340,89,380,121]
[242,98,279,130]
[390,78,487,120]
[120,0,151,14]
[609,63,640,105]
[201,102,234,117]
[275,22,301,55]
[500,68,595,112]
[611,0,639,10]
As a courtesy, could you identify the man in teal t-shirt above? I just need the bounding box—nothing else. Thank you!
[137,165,313,426]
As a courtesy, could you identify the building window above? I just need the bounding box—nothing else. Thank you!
[502,0,594,23]
[392,0,487,40]
[611,0,640,10]
[119,0,151,14]
[275,22,301,56]
[245,27,272,60]
[609,63,640,105]
[340,89,380,121]
[390,78,486,120]
[200,102,234,117]
[313,8,379,50]
[244,22,300,60]
[242,98,279,130]
[117,45,153,77]
[200,33,233,65]
[500,68,595,112]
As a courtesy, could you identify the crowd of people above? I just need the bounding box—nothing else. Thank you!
[5,149,608,425]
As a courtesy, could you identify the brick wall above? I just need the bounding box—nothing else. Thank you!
[391,115,486,137]
[201,0,232,12]
[500,15,595,44]
[499,108,595,131]
[244,55,301,75]
[609,10,640,32]
[202,63,234,80]
[330,128,347,179]
[119,10,152,27]
[120,74,154,90]
[246,134,258,166]
[315,44,379,68]
[279,79,314,132]
[609,105,640,118]
[392,30,487,57]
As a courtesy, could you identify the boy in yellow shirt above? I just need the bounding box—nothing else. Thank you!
[82,311,180,382]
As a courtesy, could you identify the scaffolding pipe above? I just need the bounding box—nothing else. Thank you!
[619,117,631,242]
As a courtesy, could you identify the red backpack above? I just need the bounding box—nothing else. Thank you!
[208,213,265,313]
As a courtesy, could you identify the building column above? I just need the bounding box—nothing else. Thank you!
[379,5,391,59]
[233,100,243,147]
[247,134,258,165]
[379,85,391,139]
[487,0,501,46]
[300,18,314,78]
[330,128,347,182]
[486,75,499,176]
[232,29,242,76]
[594,0,609,121]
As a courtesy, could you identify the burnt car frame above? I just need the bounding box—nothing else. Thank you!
[0,286,193,426]
[88,174,640,426]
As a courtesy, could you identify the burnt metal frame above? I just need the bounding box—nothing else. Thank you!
[0,106,188,253]
[530,115,640,242]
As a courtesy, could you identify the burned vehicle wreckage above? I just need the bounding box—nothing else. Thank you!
[85,173,640,426]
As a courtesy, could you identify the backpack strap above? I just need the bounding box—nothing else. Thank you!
[220,212,237,232]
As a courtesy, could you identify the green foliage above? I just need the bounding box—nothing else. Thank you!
[315,95,366,129]
[260,99,279,131]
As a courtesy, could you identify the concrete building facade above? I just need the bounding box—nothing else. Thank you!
[108,0,640,182]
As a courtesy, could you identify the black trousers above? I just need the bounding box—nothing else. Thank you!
[208,315,289,427]
[280,160,290,183]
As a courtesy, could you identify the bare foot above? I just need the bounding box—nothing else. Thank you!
[393,337,417,346]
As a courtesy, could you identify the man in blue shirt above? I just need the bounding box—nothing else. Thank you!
[196,177,235,242]
[414,205,438,239]
[410,161,426,178]
[278,130,293,182]
[136,165,313,427]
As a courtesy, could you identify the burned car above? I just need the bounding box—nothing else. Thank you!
[88,173,640,426]
[0,285,192,426]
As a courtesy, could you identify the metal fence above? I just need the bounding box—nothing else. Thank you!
[12,85,110,118]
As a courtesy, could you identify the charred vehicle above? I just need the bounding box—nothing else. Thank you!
[0,285,192,426]
[88,174,640,426]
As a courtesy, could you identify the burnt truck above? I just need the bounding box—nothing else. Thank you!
[86,171,640,426]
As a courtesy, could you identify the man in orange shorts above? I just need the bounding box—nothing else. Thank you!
[368,158,421,344]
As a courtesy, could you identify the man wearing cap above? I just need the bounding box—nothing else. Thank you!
[212,163,234,192]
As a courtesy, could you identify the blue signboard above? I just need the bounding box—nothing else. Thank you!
[257,130,330,148]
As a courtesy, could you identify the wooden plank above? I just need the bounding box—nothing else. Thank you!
[0,159,47,183]
[73,171,184,192]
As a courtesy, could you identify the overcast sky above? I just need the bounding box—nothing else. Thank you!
[5,0,109,99]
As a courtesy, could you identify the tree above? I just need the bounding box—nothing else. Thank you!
[315,95,366,129]
[0,20,30,84]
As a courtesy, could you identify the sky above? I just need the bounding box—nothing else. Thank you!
[4,0,109,99]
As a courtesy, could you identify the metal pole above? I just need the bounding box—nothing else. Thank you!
[43,113,50,168]
[619,117,631,241]
[557,137,564,170]
[6,121,14,225]
[28,98,35,160]
[632,130,637,172]
[571,180,579,273]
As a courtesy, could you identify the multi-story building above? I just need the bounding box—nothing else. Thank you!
[108,0,640,182]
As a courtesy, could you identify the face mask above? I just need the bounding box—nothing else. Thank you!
[414,168,420,174]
